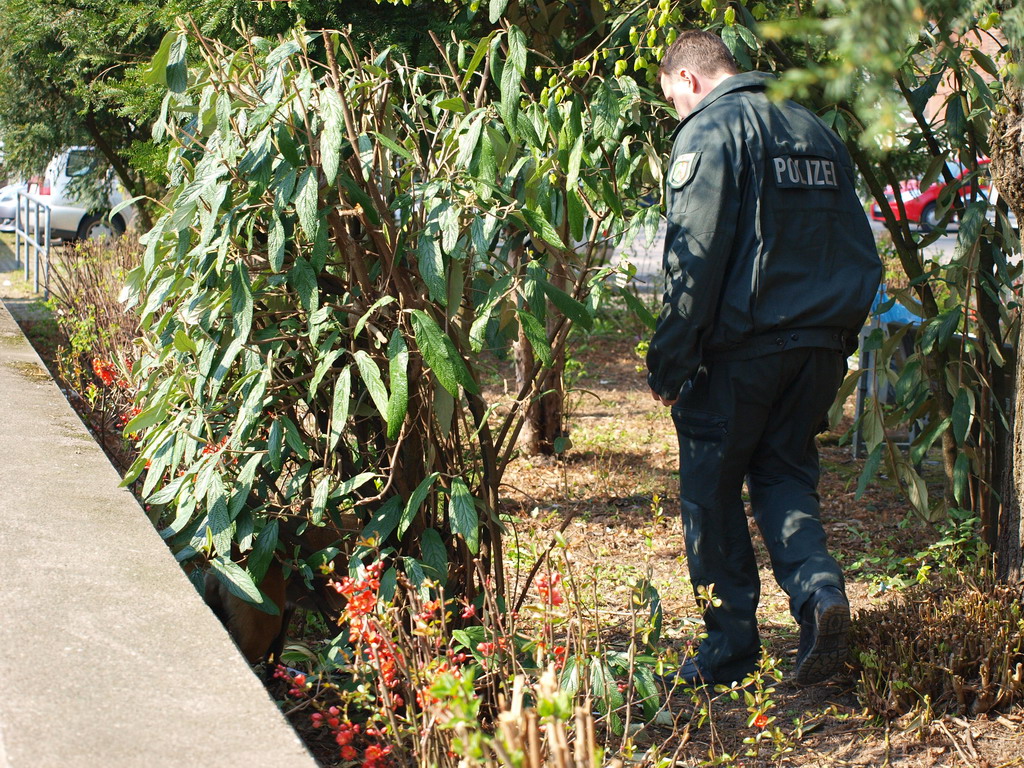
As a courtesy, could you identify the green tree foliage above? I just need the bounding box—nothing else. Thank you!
[0,0,460,223]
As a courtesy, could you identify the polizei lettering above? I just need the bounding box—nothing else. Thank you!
[771,155,839,190]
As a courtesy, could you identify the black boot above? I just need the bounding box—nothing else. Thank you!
[792,585,850,686]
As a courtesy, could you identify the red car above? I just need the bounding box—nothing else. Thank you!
[870,159,990,231]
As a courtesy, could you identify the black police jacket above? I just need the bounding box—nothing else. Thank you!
[646,71,882,401]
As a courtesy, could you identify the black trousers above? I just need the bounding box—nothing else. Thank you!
[671,346,846,683]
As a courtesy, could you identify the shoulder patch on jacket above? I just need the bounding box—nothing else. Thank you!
[668,152,700,189]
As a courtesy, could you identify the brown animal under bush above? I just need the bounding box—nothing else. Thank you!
[852,573,1024,718]
[204,514,359,664]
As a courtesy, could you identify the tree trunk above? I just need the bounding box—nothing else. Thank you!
[992,81,1024,582]
[513,247,568,457]
[515,318,566,456]
[1000,344,1022,581]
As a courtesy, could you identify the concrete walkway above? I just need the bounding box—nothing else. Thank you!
[0,301,316,767]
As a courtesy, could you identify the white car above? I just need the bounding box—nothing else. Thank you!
[0,181,28,232]
[26,147,135,240]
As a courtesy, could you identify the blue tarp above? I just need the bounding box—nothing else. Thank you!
[871,286,919,326]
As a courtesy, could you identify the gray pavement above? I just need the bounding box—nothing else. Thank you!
[0,301,316,768]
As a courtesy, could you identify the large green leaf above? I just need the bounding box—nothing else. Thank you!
[309,347,343,402]
[206,472,233,558]
[398,472,439,539]
[592,81,620,142]
[499,53,520,132]
[209,557,279,616]
[566,187,585,243]
[166,33,188,94]
[229,453,262,519]
[268,214,285,272]
[329,366,352,451]
[410,309,479,396]
[320,88,344,183]
[516,310,552,366]
[566,133,584,190]
[540,280,592,330]
[311,476,331,525]
[489,0,509,23]
[230,263,254,341]
[590,660,625,735]
[951,387,975,447]
[387,331,409,441]
[289,257,319,314]
[248,520,279,584]
[619,287,656,331]
[417,230,446,305]
[945,94,967,147]
[420,528,448,585]
[354,350,390,421]
[469,275,512,352]
[402,557,429,596]
[507,25,527,76]
[372,131,414,162]
[360,495,404,543]
[267,416,283,471]
[633,665,660,721]
[438,203,461,254]
[449,478,479,554]
[295,168,319,240]
[522,207,566,250]
[145,31,176,86]
[855,444,883,500]
[457,112,485,168]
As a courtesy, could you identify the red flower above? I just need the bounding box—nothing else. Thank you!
[536,572,564,606]
[202,436,228,455]
[362,744,392,768]
[340,745,358,760]
[336,730,354,746]
[477,641,496,656]
[460,604,476,619]
[92,358,117,387]
[754,713,768,729]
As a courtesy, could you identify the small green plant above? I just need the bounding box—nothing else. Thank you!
[846,509,986,594]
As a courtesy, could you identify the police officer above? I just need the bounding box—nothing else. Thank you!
[647,30,881,686]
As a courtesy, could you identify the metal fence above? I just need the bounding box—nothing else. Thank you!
[14,191,51,298]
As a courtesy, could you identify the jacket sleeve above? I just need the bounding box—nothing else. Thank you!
[646,136,741,401]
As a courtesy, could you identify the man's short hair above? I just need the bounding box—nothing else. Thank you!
[659,30,740,78]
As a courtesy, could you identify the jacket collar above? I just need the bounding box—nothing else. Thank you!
[671,71,775,138]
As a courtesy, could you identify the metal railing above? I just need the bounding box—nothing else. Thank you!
[14,191,52,298]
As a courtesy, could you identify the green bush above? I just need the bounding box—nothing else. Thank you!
[123,22,664,618]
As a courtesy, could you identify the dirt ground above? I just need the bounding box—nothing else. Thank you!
[495,321,1024,768]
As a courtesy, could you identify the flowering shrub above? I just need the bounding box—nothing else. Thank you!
[125,4,667,631]
[263,544,700,766]
[47,236,141,472]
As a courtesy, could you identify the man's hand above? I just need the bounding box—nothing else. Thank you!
[651,388,677,407]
